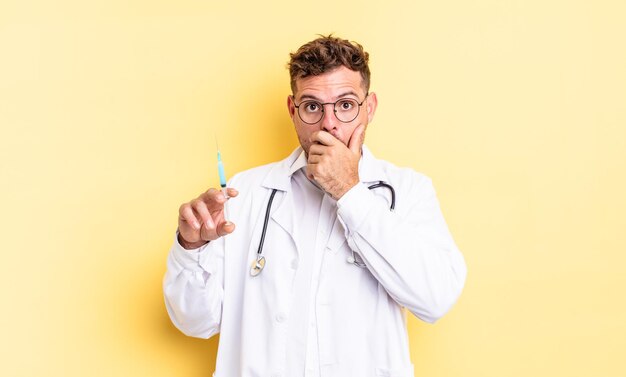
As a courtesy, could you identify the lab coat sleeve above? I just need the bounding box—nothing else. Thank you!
[162,231,225,339]
[337,175,467,324]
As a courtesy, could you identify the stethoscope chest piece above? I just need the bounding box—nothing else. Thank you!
[250,255,266,277]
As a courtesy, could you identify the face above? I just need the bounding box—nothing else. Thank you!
[287,66,378,156]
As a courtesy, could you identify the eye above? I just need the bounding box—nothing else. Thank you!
[337,99,356,111]
[304,101,321,112]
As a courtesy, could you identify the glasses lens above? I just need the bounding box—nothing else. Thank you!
[298,101,323,124]
[334,98,360,122]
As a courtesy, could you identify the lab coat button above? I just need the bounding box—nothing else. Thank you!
[290,259,298,270]
[276,312,287,323]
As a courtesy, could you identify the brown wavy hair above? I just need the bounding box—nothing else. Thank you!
[287,34,371,94]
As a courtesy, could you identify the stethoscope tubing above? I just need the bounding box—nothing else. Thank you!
[257,189,278,255]
[250,181,395,275]
[368,181,395,211]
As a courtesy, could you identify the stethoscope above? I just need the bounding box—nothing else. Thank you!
[250,181,396,276]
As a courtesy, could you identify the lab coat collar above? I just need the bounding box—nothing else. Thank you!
[358,145,389,184]
[287,150,308,176]
[261,144,388,192]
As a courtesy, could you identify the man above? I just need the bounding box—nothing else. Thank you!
[164,35,467,377]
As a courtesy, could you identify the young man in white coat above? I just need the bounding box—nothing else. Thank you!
[164,35,467,377]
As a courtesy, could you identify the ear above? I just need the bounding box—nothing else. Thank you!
[287,95,296,120]
[365,92,378,123]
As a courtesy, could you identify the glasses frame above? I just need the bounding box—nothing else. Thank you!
[292,94,369,125]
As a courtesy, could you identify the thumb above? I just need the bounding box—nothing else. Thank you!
[217,221,236,237]
[348,125,365,155]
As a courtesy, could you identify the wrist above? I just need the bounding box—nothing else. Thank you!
[177,232,208,250]
[334,177,360,200]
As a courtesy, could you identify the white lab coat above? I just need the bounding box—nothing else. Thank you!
[163,145,467,377]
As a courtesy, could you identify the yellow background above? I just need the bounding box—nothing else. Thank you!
[1,0,625,376]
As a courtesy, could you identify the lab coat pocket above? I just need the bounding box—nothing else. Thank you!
[374,364,415,377]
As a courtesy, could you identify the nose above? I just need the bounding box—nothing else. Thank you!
[319,103,338,131]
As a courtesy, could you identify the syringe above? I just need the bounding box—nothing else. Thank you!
[217,149,228,199]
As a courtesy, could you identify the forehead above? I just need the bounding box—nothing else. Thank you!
[294,66,365,100]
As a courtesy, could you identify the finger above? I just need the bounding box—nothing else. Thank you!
[203,188,226,203]
[311,130,338,146]
[178,203,201,230]
[308,143,327,156]
[307,153,321,164]
[348,125,365,155]
[225,187,239,198]
[199,222,218,241]
[200,188,228,211]
[216,220,236,237]
[306,163,320,180]
[191,199,216,231]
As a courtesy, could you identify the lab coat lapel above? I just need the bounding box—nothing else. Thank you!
[261,148,302,257]
[358,145,389,186]
[269,190,297,255]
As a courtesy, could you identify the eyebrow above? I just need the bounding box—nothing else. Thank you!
[298,91,361,102]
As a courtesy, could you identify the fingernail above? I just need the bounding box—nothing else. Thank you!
[193,221,200,229]
[205,222,211,230]
[224,221,232,227]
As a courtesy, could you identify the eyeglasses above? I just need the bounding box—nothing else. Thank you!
[293,94,368,125]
